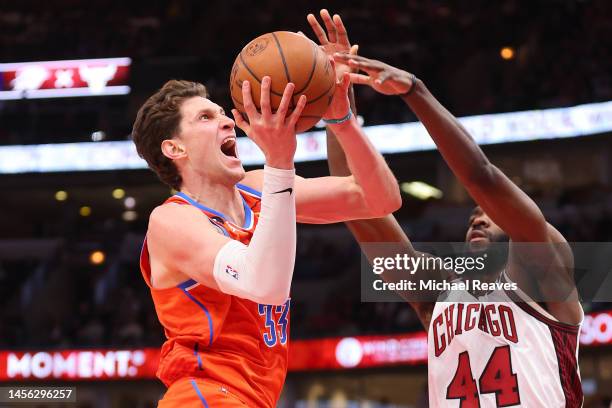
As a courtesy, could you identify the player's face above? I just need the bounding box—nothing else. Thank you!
[176,96,244,183]
[465,206,508,251]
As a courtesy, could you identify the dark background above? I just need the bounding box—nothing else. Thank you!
[1,1,611,407]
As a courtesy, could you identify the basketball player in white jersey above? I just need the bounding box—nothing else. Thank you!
[319,15,584,405]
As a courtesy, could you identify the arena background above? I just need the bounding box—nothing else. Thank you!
[1,0,612,407]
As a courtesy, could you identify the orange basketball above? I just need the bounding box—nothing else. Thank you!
[230,31,336,133]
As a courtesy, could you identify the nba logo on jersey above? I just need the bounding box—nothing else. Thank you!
[225,265,239,280]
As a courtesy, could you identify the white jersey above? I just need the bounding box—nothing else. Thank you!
[428,279,583,407]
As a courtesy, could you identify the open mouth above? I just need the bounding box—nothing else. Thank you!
[220,136,238,159]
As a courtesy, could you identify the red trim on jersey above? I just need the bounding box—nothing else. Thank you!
[512,302,579,334]
[500,274,580,333]
[548,325,583,408]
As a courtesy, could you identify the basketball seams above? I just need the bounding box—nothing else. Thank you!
[294,41,319,95]
[238,51,284,97]
[305,80,335,105]
[238,52,261,83]
[270,32,296,109]
[231,31,336,132]
[270,32,292,85]
[230,92,244,107]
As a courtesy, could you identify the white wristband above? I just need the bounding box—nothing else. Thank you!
[261,165,295,192]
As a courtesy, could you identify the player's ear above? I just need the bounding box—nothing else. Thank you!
[161,139,186,160]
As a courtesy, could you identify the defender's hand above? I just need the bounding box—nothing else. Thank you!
[307,9,357,121]
[334,53,417,96]
[307,9,358,81]
[232,77,307,169]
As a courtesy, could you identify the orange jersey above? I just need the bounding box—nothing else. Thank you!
[140,184,290,407]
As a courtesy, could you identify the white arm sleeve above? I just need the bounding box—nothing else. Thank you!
[212,165,296,305]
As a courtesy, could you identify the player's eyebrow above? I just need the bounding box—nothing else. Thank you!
[194,107,225,119]
[193,109,208,119]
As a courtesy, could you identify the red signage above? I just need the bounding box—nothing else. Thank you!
[289,332,428,371]
[580,310,612,346]
[0,58,130,100]
[0,349,158,381]
[0,309,610,381]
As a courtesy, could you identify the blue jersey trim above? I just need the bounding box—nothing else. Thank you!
[180,288,214,347]
[190,379,210,408]
[176,192,227,219]
[241,195,252,229]
[193,343,204,371]
[177,279,197,290]
[176,191,252,230]
[236,183,262,198]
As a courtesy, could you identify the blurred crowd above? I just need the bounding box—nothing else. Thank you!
[1,0,612,144]
[1,3,611,407]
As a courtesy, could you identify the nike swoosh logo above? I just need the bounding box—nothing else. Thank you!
[272,187,293,195]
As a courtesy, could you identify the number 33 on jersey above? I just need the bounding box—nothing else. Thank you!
[258,300,290,347]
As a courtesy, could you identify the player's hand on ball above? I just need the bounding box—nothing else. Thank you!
[307,9,359,80]
[232,76,307,169]
[333,54,417,96]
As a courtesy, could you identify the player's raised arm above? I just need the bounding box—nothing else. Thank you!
[327,130,436,327]
[334,53,549,243]
[303,10,437,326]
[148,79,306,306]
[336,53,583,324]
[282,10,401,223]
[240,13,401,224]
[240,69,400,223]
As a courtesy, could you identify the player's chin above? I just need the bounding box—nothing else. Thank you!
[222,160,246,182]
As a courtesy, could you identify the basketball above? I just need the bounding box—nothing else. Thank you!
[230,31,336,133]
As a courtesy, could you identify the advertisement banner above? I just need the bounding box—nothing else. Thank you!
[0,349,157,381]
[0,57,131,100]
[0,309,610,381]
[580,310,612,346]
[289,332,428,371]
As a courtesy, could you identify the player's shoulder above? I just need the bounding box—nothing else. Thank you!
[149,200,198,223]
[148,201,215,240]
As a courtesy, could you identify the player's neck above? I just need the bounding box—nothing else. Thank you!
[180,178,244,225]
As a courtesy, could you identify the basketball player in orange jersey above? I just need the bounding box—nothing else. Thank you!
[322,16,584,405]
[130,14,401,407]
